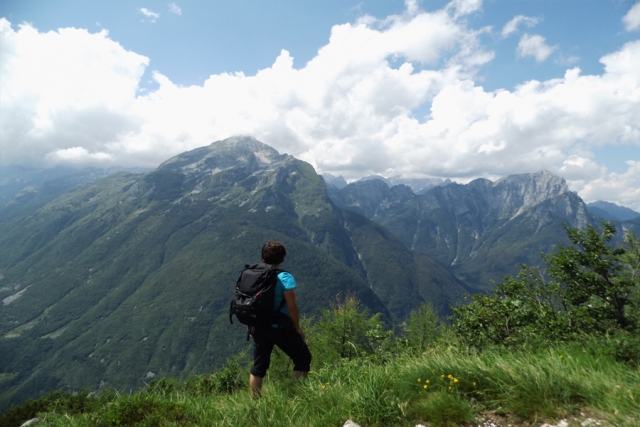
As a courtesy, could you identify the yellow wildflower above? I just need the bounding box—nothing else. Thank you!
[417,378,421,382]
[473,382,476,387]
[423,385,428,389]
[453,378,459,384]
[426,380,430,384]
[448,374,452,379]
[440,374,445,379]
[448,386,452,391]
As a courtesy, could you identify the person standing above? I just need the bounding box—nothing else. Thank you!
[248,240,311,397]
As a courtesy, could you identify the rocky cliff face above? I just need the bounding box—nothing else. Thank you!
[328,170,595,288]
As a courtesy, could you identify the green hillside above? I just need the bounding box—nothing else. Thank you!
[0,137,468,410]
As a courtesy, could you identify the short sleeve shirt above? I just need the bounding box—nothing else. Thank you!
[273,271,297,317]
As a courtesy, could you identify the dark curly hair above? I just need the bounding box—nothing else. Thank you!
[261,240,287,265]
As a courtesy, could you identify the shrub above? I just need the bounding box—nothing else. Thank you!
[0,389,97,427]
[452,224,640,350]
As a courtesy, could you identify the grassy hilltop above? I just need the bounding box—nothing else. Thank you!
[2,306,639,427]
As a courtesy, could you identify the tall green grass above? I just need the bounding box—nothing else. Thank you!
[4,343,639,427]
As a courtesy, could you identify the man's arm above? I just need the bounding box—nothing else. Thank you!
[283,290,305,340]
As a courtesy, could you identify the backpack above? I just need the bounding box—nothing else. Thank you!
[229,263,285,328]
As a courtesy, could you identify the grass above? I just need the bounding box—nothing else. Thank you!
[2,342,639,427]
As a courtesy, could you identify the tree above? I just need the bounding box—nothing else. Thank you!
[620,231,640,330]
[452,223,640,349]
[547,223,632,331]
[309,296,389,366]
[400,303,443,353]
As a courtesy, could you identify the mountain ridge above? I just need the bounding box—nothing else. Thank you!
[326,169,620,287]
[0,137,468,409]
[586,200,640,222]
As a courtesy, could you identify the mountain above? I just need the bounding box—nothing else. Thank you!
[327,171,635,288]
[321,173,348,189]
[0,165,148,221]
[0,137,469,409]
[586,200,640,222]
[353,175,451,195]
[322,174,451,195]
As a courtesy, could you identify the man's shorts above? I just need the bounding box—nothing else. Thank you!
[250,326,312,378]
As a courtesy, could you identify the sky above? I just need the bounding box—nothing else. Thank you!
[1,0,640,210]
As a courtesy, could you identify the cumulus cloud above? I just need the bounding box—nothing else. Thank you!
[0,18,148,166]
[501,15,540,37]
[517,34,556,62]
[139,8,160,22]
[571,161,640,210]
[1,0,640,211]
[168,3,182,16]
[623,2,640,31]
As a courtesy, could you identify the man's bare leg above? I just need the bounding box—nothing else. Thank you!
[250,374,263,397]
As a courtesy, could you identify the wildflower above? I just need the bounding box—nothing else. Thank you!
[423,385,428,389]
[447,374,452,379]
[448,386,452,391]
[426,380,430,384]
[560,355,564,359]
[473,382,476,387]
[440,374,445,379]
[453,378,459,384]
[417,378,421,382]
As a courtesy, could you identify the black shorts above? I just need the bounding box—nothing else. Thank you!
[250,326,312,378]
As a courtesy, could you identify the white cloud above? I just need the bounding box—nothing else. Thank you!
[570,161,640,211]
[139,8,160,22]
[446,0,483,18]
[517,33,556,62]
[1,0,640,211]
[501,15,540,38]
[168,3,182,16]
[623,2,640,31]
[0,18,148,166]
[45,146,113,164]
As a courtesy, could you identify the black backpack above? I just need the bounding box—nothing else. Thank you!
[229,263,285,328]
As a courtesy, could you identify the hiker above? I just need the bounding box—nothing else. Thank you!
[248,241,311,397]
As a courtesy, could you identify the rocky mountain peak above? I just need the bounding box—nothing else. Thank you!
[156,136,290,178]
[494,170,569,194]
[492,170,571,219]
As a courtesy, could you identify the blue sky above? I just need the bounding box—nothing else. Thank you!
[1,0,640,209]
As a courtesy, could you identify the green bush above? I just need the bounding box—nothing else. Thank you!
[452,224,640,350]
[148,358,246,397]
[0,389,98,427]
[308,296,392,367]
[94,394,191,427]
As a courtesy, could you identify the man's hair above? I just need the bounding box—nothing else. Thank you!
[261,240,287,265]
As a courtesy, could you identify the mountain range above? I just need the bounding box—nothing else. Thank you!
[586,200,640,222]
[0,137,468,409]
[326,171,640,288]
[1,136,638,410]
